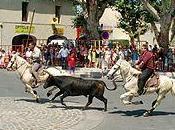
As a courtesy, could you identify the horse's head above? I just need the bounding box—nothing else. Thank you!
[7,54,26,71]
[107,59,123,80]
[6,54,17,71]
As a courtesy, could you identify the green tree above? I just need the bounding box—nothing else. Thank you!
[71,0,115,39]
[114,0,148,45]
[141,0,175,49]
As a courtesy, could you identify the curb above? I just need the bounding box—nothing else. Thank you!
[56,66,103,79]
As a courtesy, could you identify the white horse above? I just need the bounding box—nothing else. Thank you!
[6,54,62,102]
[107,59,175,116]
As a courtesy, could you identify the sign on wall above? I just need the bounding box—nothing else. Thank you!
[57,27,64,35]
[15,25,35,33]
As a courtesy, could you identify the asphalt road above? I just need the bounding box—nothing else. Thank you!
[1,69,175,130]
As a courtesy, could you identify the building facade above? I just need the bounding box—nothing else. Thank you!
[0,0,76,50]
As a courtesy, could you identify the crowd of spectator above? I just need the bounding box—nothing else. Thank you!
[0,41,175,73]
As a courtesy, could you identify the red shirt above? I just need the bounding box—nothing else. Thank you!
[137,51,156,70]
[67,55,76,68]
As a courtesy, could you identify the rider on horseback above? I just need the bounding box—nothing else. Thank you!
[135,43,156,95]
[29,43,42,86]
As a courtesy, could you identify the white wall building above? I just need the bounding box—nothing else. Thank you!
[100,8,156,47]
[0,0,76,49]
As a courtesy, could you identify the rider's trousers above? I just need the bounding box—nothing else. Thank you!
[138,68,154,94]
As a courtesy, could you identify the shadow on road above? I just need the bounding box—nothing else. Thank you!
[108,109,175,117]
[14,98,81,104]
[14,98,50,104]
[48,105,104,111]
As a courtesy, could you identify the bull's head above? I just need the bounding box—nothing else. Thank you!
[43,75,55,89]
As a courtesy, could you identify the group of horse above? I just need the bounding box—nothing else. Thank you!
[6,54,175,117]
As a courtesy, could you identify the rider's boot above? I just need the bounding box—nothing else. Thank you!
[137,81,145,95]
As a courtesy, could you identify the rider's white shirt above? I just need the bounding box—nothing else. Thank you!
[32,47,41,58]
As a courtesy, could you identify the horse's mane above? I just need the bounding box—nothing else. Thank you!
[16,55,29,65]
[120,59,141,75]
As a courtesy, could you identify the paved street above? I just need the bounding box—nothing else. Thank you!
[1,69,175,130]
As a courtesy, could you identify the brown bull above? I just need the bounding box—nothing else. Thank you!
[43,75,116,111]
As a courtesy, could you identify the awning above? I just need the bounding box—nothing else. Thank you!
[47,34,67,44]
[48,39,65,46]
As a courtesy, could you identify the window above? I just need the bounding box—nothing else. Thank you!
[55,6,61,23]
[22,2,29,21]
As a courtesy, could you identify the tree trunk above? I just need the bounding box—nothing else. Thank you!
[157,13,172,49]
[87,14,100,39]
[85,0,107,40]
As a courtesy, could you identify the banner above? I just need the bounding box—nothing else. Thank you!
[15,25,35,33]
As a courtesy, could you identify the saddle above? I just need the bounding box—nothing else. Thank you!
[145,73,160,88]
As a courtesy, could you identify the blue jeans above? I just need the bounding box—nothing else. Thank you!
[138,68,154,94]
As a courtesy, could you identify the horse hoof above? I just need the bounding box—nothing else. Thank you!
[123,100,132,105]
[82,107,86,111]
[36,98,39,103]
[143,111,150,117]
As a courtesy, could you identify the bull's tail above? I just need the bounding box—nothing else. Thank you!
[99,80,117,91]
[171,79,175,96]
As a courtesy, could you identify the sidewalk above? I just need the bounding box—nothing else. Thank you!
[158,71,175,79]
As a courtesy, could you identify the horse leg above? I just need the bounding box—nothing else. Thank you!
[120,91,134,105]
[143,92,166,117]
[25,84,39,102]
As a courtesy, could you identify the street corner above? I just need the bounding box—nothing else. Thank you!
[0,97,105,130]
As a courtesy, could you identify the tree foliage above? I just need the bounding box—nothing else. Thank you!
[71,0,116,39]
[114,0,148,42]
[141,0,175,48]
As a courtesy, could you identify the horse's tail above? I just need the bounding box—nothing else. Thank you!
[171,79,175,96]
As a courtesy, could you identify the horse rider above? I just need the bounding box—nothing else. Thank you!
[135,43,156,95]
[28,43,42,86]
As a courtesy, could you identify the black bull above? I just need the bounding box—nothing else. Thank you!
[43,76,116,111]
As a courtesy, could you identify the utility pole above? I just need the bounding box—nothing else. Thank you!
[26,9,35,48]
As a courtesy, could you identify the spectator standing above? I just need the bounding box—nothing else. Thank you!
[96,47,101,68]
[91,47,97,67]
[67,52,76,75]
[59,46,69,69]
[131,49,139,66]
[25,48,32,63]
[118,47,125,60]
[104,47,112,69]
[0,49,5,68]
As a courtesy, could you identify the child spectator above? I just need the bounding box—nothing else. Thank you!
[67,52,76,75]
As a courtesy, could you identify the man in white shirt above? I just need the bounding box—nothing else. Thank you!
[59,46,69,69]
[29,43,42,85]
